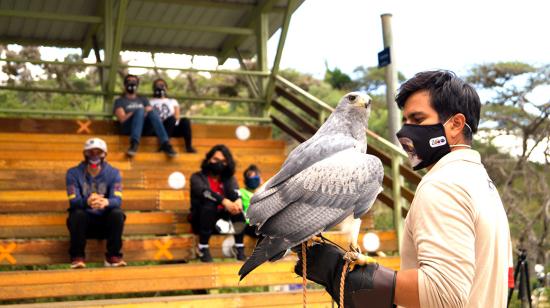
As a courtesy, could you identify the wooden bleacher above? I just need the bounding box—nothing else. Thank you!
[0,118,399,305]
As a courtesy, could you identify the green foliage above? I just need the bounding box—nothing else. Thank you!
[324,62,354,90]
[353,65,406,92]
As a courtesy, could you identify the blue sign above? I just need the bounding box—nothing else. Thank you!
[378,47,391,67]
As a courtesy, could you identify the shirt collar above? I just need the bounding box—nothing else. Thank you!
[426,149,481,175]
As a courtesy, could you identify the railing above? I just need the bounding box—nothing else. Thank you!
[272,75,423,249]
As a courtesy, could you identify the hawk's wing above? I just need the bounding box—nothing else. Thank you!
[258,133,360,192]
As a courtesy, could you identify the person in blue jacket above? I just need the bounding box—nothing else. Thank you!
[66,138,126,269]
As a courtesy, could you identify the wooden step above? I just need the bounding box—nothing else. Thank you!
[0,150,286,164]
[0,190,186,213]
[0,169,277,191]
[0,119,273,139]
[0,230,393,266]
[14,290,333,308]
[0,257,401,300]
[0,212,184,238]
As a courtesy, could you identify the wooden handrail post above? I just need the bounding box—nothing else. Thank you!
[391,152,403,253]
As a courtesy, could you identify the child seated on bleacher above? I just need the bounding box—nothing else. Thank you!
[65,138,126,269]
[189,145,246,262]
[239,164,262,238]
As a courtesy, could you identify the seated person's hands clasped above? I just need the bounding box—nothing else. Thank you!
[87,193,109,210]
[222,198,242,215]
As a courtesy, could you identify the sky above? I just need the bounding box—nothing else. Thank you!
[270,0,550,79]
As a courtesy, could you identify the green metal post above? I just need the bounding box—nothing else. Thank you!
[391,153,404,253]
[264,0,295,114]
[106,0,128,112]
[103,0,113,111]
[256,11,268,96]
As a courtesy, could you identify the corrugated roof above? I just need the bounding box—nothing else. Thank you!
[0,0,303,61]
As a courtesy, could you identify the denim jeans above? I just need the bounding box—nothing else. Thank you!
[120,108,169,144]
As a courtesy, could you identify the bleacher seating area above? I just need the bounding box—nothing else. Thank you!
[0,118,399,307]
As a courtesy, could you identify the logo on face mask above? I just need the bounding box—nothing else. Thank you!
[429,136,447,148]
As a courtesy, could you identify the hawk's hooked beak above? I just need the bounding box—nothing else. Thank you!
[349,94,372,109]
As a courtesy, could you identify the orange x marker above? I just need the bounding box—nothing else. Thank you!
[154,239,173,260]
[0,242,17,265]
[76,120,92,134]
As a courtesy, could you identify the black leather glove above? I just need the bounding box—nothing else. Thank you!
[294,242,396,308]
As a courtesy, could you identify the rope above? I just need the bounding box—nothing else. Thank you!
[340,260,350,308]
[302,242,307,308]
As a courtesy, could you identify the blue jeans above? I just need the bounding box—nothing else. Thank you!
[120,108,169,144]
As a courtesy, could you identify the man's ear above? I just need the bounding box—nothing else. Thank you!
[449,113,467,139]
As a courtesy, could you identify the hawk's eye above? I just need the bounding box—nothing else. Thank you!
[348,95,357,102]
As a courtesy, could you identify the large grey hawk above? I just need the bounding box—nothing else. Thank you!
[239,92,383,280]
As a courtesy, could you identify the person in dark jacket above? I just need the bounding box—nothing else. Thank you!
[66,138,126,269]
[190,144,245,262]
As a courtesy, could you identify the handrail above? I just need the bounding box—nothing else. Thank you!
[275,74,408,159]
[0,109,271,123]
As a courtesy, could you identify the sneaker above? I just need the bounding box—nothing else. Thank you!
[70,257,86,269]
[104,256,127,267]
[160,142,178,158]
[185,146,197,153]
[197,247,213,263]
[127,141,139,157]
[233,246,246,261]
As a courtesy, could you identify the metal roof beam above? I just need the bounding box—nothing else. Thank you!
[82,0,105,58]
[217,0,276,64]
[137,0,256,10]
[125,20,254,36]
[0,37,82,49]
[0,10,102,24]
[106,0,129,97]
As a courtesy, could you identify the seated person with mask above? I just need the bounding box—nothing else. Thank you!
[239,164,262,238]
[149,78,196,153]
[190,145,246,262]
[113,74,177,157]
[66,138,126,269]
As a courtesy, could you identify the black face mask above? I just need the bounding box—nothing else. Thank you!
[396,123,451,170]
[125,83,138,94]
[245,176,261,190]
[153,87,166,98]
[207,162,226,175]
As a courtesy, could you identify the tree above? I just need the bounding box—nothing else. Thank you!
[353,65,406,93]
[324,61,354,90]
[466,62,550,267]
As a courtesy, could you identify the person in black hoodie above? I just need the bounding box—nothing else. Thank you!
[190,145,245,262]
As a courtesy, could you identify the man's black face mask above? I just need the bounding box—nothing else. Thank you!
[125,82,138,94]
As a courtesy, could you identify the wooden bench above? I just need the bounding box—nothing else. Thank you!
[16,290,334,307]
[0,258,400,301]
[0,123,400,304]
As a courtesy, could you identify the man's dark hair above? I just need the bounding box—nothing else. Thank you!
[123,74,140,85]
[152,78,168,90]
[243,164,260,179]
[201,144,236,181]
[395,70,481,140]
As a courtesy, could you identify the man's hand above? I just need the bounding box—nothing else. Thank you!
[294,242,396,308]
[87,193,102,207]
[144,106,153,114]
[91,197,109,209]
[88,193,108,209]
